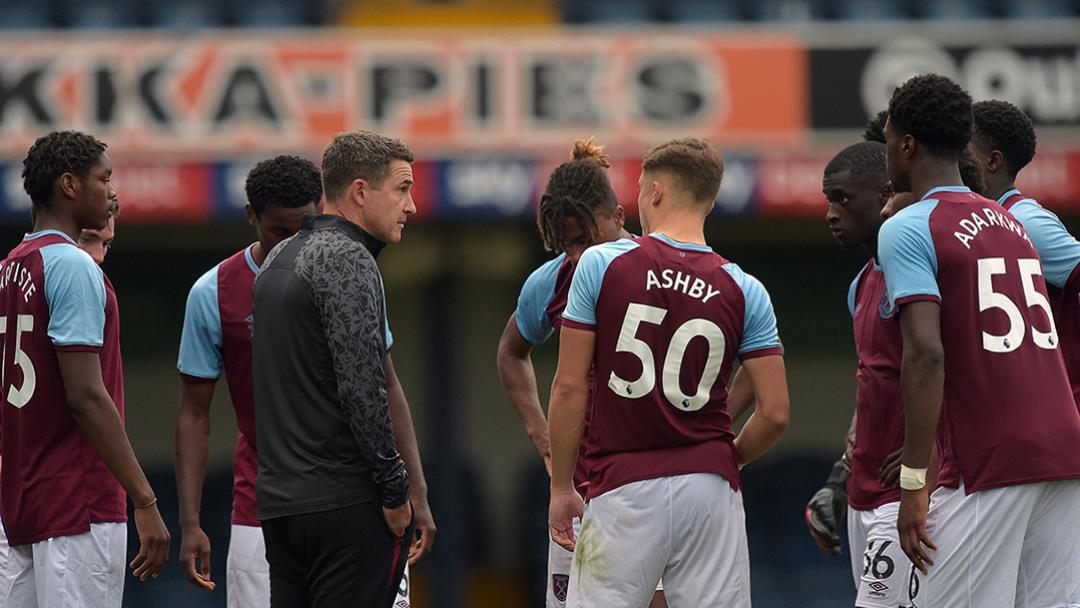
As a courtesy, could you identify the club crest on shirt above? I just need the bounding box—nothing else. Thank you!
[552,573,569,602]
[878,290,896,320]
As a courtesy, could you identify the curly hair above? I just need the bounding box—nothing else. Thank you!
[245,155,323,216]
[642,137,724,204]
[887,74,972,156]
[824,141,887,185]
[972,100,1037,178]
[536,138,618,253]
[321,130,414,203]
[862,110,889,144]
[22,131,108,208]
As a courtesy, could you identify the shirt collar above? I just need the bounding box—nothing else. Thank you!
[302,214,386,259]
[648,232,712,252]
[23,229,76,245]
[921,185,971,200]
[996,188,1022,205]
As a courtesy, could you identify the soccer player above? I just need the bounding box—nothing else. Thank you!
[879,74,1080,606]
[548,137,790,607]
[0,131,169,606]
[968,99,1080,403]
[498,139,670,608]
[176,154,434,607]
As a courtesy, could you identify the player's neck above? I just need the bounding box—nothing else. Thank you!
[910,161,965,202]
[647,211,707,246]
[324,201,374,238]
[31,207,81,243]
[983,180,1016,203]
[250,242,267,267]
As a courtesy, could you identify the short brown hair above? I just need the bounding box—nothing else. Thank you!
[642,137,724,204]
[321,130,414,202]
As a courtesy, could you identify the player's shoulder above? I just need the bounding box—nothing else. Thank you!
[39,240,103,284]
[718,260,770,299]
[189,261,222,298]
[879,198,938,245]
[524,252,568,286]
[579,237,640,267]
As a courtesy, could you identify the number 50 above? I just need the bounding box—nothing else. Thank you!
[607,302,726,412]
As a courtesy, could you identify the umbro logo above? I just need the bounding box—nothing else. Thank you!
[869,582,889,592]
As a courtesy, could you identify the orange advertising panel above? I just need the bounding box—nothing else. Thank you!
[0,31,806,159]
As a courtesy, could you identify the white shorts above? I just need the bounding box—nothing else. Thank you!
[229,523,411,607]
[548,521,663,608]
[227,524,270,608]
[4,522,126,608]
[0,519,11,605]
[920,479,1080,608]
[847,502,917,608]
[567,473,749,608]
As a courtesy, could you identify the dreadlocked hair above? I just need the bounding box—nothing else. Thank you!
[536,138,618,253]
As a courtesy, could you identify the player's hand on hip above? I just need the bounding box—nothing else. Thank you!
[548,487,584,552]
[408,494,436,565]
[179,525,216,591]
[805,459,848,556]
[879,449,903,488]
[897,488,936,574]
[383,500,413,539]
[130,502,171,582]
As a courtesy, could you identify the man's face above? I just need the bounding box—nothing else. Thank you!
[557,206,624,265]
[884,117,912,194]
[77,215,115,265]
[75,154,116,231]
[251,203,318,253]
[823,169,887,249]
[361,159,416,243]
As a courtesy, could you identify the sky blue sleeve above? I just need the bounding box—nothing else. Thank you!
[177,266,224,379]
[563,248,605,327]
[847,272,861,317]
[1010,200,1080,289]
[514,257,562,344]
[725,265,782,355]
[41,244,106,348]
[381,276,394,351]
[878,201,940,308]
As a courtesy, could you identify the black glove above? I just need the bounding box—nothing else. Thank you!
[805,458,849,556]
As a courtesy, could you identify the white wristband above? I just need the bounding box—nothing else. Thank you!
[899,465,928,491]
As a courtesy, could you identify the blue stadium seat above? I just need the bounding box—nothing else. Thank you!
[564,0,657,24]
[917,0,987,19]
[230,0,313,26]
[1009,0,1072,17]
[745,0,823,21]
[145,0,223,28]
[667,0,741,22]
[0,0,54,28]
[61,0,140,28]
[837,0,909,19]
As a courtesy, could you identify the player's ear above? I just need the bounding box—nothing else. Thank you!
[613,204,625,228]
[244,203,257,226]
[350,178,367,207]
[651,179,664,206]
[902,134,916,160]
[987,150,1005,174]
[58,172,79,200]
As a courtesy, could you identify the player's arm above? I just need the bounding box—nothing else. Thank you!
[59,351,170,580]
[496,314,551,471]
[547,325,594,551]
[732,354,790,466]
[896,301,943,572]
[877,211,943,574]
[726,364,754,423]
[48,250,168,581]
[174,273,222,591]
[805,410,854,556]
[316,250,410,533]
[386,354,436,564]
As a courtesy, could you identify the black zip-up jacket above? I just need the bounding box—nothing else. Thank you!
[252,214,408,520]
